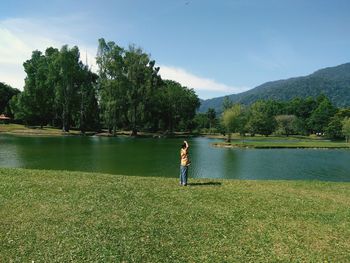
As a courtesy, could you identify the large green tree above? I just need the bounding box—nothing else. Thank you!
[96,39,127,135]
[14,45,99,132]
[97,39,163,135]
[0,82,20,117]
[308,96,336,133]
[275,115,298,136]
[13,49,57,126]
[124,45,162,135]
[285,97,317,134]
[325,108,350,139]
[159,80,200,132]
[51,45,83,132]
[325,115,343,139]
[247,100,277,136]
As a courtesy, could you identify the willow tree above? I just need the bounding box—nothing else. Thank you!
[96,38,127,135]
[222,104,246,142]
[48,45,83,132]
[97,39,162,136]
[124,45,161,136]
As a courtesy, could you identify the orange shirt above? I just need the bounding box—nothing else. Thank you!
[180,148,190,166]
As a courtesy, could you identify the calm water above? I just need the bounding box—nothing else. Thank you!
[0,134,350,182]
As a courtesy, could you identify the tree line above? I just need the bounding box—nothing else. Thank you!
[2,39,200,135]
[196,95,350,142]
[2,39,350,140]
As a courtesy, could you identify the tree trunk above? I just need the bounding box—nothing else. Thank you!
[131,128,138,136]
[80,92,84,134]
[62,111,66,132]
[226,133,231,143]
[133,106,137,135]
[112,107,117,136]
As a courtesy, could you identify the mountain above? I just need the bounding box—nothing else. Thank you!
[199,63,350,113]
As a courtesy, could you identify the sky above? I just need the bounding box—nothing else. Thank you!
[1,0,350,99]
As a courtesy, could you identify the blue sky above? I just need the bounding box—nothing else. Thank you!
[1,0,350,99]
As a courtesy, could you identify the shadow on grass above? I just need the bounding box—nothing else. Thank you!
[187,182,222,186]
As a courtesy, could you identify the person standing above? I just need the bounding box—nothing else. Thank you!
[180,140,190,186]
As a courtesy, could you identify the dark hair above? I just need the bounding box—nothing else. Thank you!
[181,143,186,149]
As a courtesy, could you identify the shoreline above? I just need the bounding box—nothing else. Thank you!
[213,142,350,149]
[1,124,349,149]
[0,124,200,138]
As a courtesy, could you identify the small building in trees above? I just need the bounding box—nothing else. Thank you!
[0,114,11,124]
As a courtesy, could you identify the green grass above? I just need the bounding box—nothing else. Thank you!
[0,124,81,136]
[214,136,350,149]
[1,168,350,262]
[0,124,193,138]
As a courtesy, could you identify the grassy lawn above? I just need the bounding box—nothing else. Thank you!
[0,124,192,138]
[0,124,81,136]
[0,168,349,262]
[214,135,350,149]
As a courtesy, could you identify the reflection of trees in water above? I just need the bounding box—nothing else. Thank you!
[0,143,22,168]
[189,138,242,179]
[151,139,179,178]
[222,149,241,179]
[3,135,349,181]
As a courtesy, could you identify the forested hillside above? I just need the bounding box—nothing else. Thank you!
[200,63,350,113]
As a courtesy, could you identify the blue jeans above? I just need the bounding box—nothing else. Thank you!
[180,165,188,185]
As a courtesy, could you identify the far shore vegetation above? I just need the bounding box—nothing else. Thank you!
[0,123,196,138]
[1,167,350,262]
[2,123,350,150]
[213,136,350,149]
[1,38,350,143]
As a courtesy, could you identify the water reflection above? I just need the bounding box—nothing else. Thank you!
[0,134,350,182]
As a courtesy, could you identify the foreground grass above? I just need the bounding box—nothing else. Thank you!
[0,168,349,262]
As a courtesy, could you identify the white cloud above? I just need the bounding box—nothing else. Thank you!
[159,65,249,95]
[0,16,248,99]
[0,17,97,90]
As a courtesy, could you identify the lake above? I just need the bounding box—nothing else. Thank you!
[0,134,350,182]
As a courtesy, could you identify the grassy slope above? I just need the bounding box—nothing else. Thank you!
[0,168,349,262]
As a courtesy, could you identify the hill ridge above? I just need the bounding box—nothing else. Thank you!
[199,62,350,113]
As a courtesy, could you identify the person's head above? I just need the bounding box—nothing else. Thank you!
[181,143,186,149]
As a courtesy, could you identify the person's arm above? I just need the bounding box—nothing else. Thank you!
[184,140,189,150]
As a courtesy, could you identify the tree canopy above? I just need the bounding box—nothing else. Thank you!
[96,38,199,135]
[0,82,20,116]
[6,39,200,135]
[4,38,349,142]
